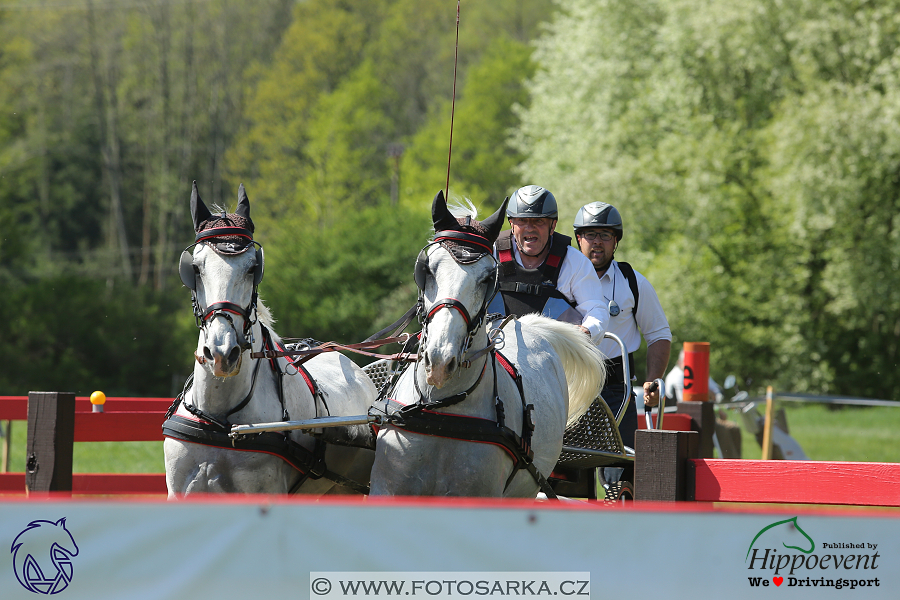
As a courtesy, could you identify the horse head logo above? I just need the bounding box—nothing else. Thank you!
[746,516,815,561]
[10,518,79,594]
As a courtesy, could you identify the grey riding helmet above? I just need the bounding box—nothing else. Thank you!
[506,185,558,219]
[573,201,623,240]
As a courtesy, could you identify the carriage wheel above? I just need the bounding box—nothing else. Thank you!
[603,481,634,505]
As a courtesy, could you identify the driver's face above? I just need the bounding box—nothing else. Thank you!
[509,217,556,256]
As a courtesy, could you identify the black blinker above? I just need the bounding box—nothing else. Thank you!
[179,250,196,290]
[414,248,429,290]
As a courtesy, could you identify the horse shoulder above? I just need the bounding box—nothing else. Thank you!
[497,320,564,379]
[496,321,569,435]
[301,352,377,412]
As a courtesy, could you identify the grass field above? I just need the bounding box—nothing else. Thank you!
[1,403,898,474]
[2,426,164,474]
[724,403,900,463]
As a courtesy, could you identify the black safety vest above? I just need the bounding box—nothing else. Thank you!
[493,230,577,318]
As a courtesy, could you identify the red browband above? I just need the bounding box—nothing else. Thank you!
[195,226,254,243]
[433,230,493,253]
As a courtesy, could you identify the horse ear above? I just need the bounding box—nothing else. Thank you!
[431,190,459,232]
[191,181,213,231]
[480,196,509,243]
[236,183,251,220]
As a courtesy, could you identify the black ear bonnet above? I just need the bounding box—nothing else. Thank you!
[179,182,264,291]
[414,191,509,301]
[414,230,497,293]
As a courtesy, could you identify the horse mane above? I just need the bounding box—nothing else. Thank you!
[434,197,492,257]
[445,197,478,221]
[516,314,606,427]
[256,298,279,342]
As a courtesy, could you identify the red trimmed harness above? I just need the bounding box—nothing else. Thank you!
[162,326,371,494]
[371,348,555,497]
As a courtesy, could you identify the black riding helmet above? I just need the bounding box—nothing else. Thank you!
[573,201,623,241]
[506,185,558,219]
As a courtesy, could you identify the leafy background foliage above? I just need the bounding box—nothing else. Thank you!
[0,0,898,401]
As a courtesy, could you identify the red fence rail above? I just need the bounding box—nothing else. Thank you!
[0,395,170,495]
[689,458,900,507]
[3,395,898,505]
[0,394,694,498]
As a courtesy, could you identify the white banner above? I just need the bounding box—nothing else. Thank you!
[310,572,590,599]
[0,498,897,599]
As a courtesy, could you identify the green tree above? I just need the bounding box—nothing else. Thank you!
[401,34,538,213]
[258,202,429,346]
[1,276,194,396]
[227,0,556,342]
[0,0,294,395]
[516,0,900,399]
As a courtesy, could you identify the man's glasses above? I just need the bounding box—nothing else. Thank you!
[510,217,552,228]
[580,231,615,242]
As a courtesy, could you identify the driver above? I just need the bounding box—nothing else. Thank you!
[488,185,608,345]
[573,201,671,449]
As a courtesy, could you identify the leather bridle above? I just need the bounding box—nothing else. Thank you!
[179,225,264,356]
[414,234,501,398]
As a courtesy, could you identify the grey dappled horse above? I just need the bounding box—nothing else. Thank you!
[163,183,376,496]
[369,192,606,497]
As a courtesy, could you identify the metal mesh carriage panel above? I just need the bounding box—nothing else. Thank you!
[362,359,401,393]
[556,395,633,469]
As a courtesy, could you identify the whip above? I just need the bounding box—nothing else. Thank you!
[445,1,460,200]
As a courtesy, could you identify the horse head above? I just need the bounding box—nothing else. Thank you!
[416,191,507,388]
[180,182,264,378]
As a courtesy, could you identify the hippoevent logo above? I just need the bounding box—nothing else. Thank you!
[10,518,79,594]
[745,516,880,590]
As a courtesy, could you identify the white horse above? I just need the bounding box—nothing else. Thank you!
[369,192,606,497]
[163,182,376,497]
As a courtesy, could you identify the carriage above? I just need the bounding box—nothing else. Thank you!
[165,183,665,501]
[358,334,665,502]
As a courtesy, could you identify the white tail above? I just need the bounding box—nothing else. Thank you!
[515,314,606,426]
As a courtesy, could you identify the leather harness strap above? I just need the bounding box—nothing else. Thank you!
[163,324,371,495]
[373,348,557,499]
[161,414,369,495]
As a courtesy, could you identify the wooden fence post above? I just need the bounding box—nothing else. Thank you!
[761,386,775,460]
[676,400,715,458]
[1,420,9,473]
[26,391,75,495]
[634,429,699,501]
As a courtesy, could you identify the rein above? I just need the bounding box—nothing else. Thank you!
[249,334,417,364]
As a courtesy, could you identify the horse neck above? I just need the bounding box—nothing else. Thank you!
[190,320,265,417]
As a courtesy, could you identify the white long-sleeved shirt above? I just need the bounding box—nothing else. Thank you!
[595,260,671,358]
